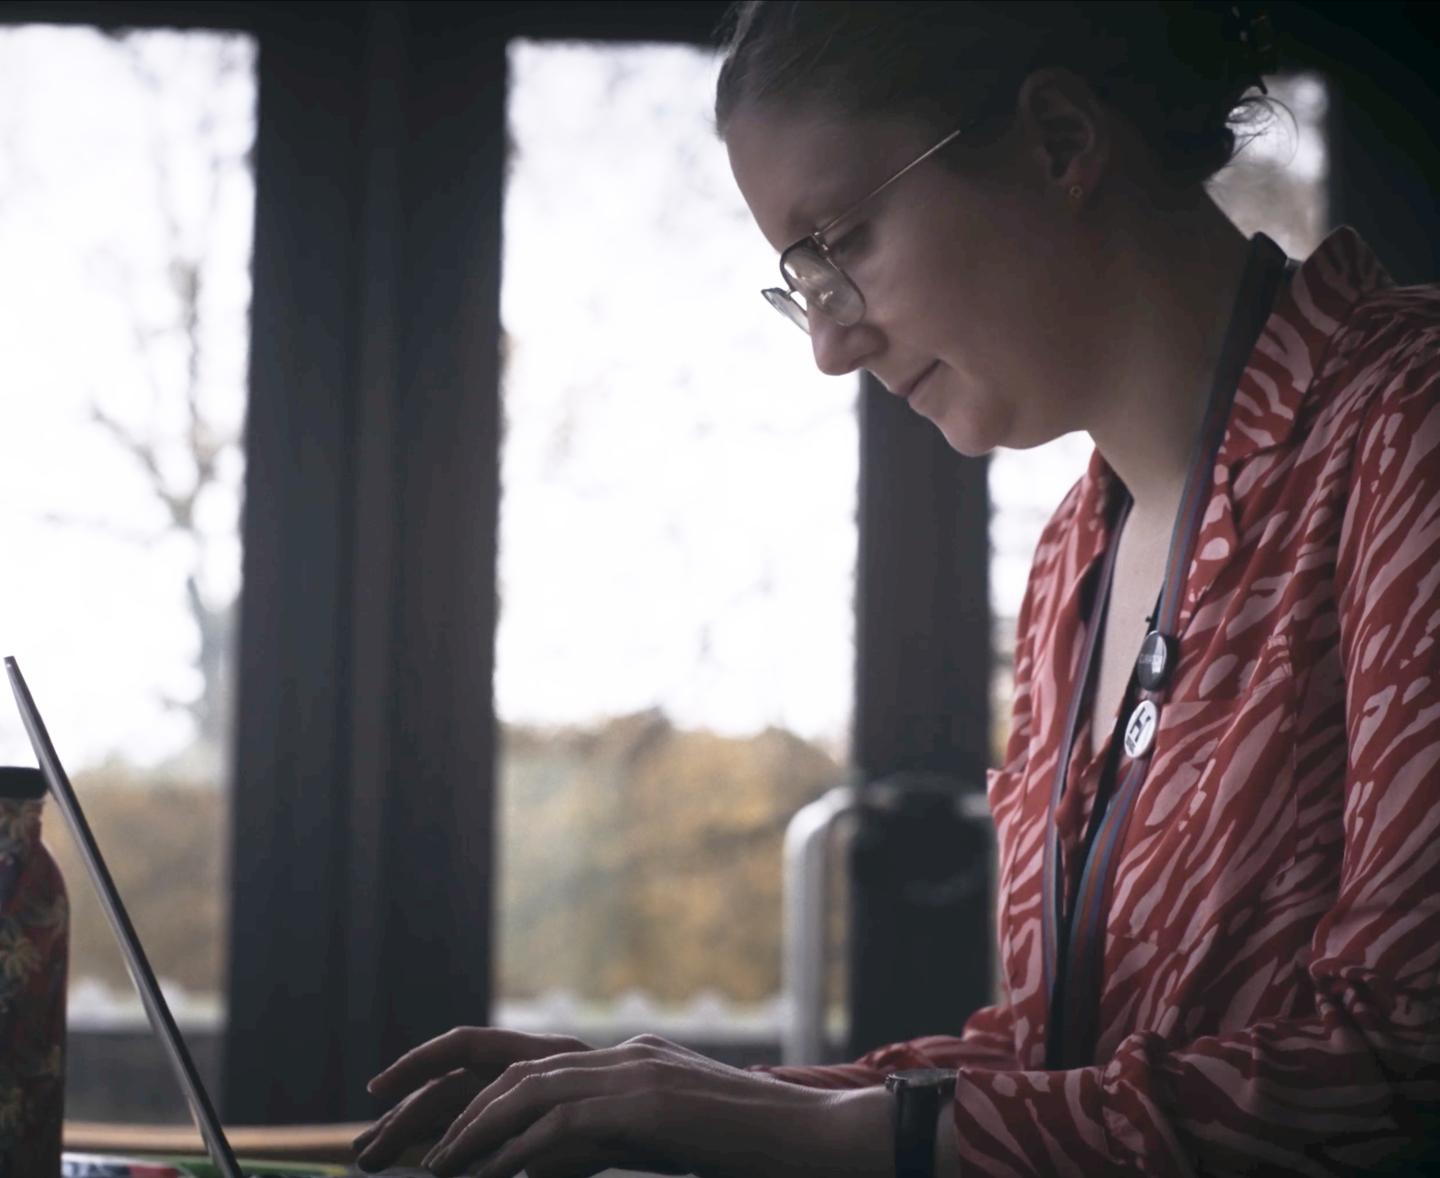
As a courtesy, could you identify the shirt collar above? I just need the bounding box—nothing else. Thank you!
[1187,225,1393,628]
[1217,224,1395,469]
[1062,225,1395,633]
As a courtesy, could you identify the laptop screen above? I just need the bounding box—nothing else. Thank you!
[6,655,245,1178]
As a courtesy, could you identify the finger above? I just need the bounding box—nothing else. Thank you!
[523,1147,631,1178]
[354,1079,439,1152]
[427,1065,647,1177]
[620,1034,739,1076]
[354,1069,474,1172]
[422,1046,649,1164]
[369,1027,566,1100]
[620,1033,710,1062]
[487,1135,630,1178]
[469,1094,654,1178]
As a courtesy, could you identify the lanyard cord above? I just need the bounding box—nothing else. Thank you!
[1041,236,1295,1070]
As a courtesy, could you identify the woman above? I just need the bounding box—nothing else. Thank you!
[354,3,1440,1175]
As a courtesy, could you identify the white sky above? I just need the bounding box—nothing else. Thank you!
[0,29,1326,773]
[0,28,253,772]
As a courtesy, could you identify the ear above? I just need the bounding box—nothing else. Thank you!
[1013,67,1110,202]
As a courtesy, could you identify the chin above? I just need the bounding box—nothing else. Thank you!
[936,426,994,457]
[927,400,1006,458]
[912,371,1009,457]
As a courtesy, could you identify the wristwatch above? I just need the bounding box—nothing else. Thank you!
[884,1067,958,1178]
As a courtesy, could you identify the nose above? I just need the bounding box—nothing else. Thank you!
[808,310,877,377]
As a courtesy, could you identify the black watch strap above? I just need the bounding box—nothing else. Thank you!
[885,1068,957,1178]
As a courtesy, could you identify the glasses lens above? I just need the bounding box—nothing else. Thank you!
[763,287,811,333]
[781,244,864,326]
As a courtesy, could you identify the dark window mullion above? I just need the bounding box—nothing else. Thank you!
[226,2,367,1120]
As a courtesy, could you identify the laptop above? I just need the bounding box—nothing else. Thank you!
[4,655,404,1178]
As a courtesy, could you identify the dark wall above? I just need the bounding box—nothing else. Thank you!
[1278,2,1440,283]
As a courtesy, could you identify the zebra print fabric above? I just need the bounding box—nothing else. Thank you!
[753,225,1440,1175]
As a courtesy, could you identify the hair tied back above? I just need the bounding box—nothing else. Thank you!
[1220,3,1278,94]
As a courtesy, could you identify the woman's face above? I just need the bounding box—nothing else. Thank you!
[724,82,1113,456]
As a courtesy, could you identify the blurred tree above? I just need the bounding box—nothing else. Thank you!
[499,710,845,1004]
[59,711,844,1007]
[48,760,225,996]
[46,33,254,771]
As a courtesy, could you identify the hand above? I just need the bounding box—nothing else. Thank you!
[357,1028,893,1178]
[353,1028,591,1171]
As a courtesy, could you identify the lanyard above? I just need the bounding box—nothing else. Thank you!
[1042,234,1294,1070]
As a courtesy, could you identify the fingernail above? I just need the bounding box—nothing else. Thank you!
[366,1078,379,1094]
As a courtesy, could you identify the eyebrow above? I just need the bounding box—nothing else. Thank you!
[782,197,845,243]
[781,150,905,244]
[779,161,872,241]
[784,178,879,245]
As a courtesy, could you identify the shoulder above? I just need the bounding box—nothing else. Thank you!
[1327,285,1440,600]
[1342,286,1440,468]
[1320,282,1440,422]
[1287,280,1440,513]
[1338,281,1440,351]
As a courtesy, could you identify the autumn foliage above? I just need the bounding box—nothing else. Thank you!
[46,713,846,1007]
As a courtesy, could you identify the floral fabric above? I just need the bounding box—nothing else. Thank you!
[0,793,68,1178]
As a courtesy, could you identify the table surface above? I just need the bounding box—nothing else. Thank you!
[65,1122,371,1164]
[63,1122,663,1176]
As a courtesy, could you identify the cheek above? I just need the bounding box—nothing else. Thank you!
[921,309,1082,454]
[920,373,1018,458]
[856,196,1085,422]
[862,230,989,349]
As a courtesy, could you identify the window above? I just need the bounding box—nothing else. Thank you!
[0,25,256,1120]
[496,40,859,1048]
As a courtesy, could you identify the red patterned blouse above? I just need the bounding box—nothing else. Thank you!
[755,225,1440,1174]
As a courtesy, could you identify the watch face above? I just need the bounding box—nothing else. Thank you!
[885,1067,958,1090]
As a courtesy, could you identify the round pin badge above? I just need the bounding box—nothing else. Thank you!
[1123,699,1160,759]
[1136,631,1174,692]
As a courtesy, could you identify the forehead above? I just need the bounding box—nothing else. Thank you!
[724,105,932,252]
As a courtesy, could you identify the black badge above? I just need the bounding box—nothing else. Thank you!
[1136,631,1174,692]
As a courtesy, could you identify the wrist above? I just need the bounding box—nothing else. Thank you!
[824,1087,895,1178]
[885,1067,958,1178]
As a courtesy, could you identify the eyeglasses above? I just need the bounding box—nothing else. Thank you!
[761,119,976,335]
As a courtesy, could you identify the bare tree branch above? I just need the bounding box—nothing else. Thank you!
[40,509,166,549]
[77,32,252,759]
[86,403,199,530]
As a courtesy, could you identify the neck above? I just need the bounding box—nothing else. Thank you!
[1084,195,1254,522]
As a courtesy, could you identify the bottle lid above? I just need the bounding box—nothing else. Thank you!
[0,767,46,800]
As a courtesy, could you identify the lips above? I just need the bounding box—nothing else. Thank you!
[897,361,940,400]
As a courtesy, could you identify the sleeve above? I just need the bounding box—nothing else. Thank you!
[937,347,1440,1175]
[747,506,1061,1089]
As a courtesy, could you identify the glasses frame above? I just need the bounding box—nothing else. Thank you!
[762,118,977,335]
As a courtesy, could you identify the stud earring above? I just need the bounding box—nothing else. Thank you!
[1068,184,1084,202]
